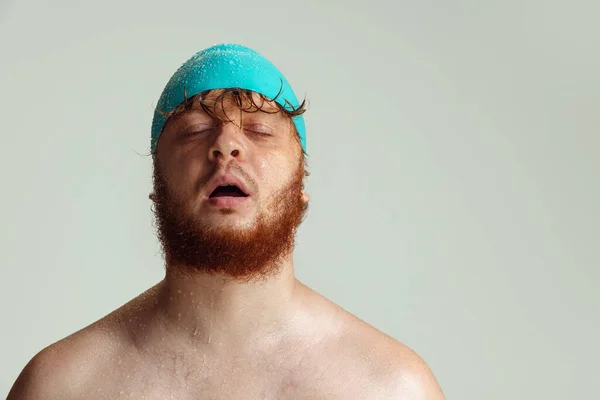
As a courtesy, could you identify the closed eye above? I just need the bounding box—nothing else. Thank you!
[183,128,213,137]
[247,130,272,137]
[244,125,273,136]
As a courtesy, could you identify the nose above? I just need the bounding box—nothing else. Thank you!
[208,123,245,163]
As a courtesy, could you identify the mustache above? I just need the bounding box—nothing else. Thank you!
[195,161,257,194]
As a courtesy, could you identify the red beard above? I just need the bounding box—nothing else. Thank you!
[152,158,307,282]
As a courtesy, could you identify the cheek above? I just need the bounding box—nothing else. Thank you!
[162,157,204,199]
[256,153,291,181]
[256,158,270,177]
[255,154,297,192]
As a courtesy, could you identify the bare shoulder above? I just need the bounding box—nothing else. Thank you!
[7,343,68,400]
[300,284,446,399]
[360,329,446,400]
[7,326,114,399]
[7,285,158,399]
[339,312,445,399]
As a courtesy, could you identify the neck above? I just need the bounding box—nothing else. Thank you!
[154,256,298,347]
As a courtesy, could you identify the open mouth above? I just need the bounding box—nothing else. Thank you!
[209,184,248,198]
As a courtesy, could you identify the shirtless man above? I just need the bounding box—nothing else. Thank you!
[8,44,445,399]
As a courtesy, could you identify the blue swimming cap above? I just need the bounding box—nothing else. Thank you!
[151,43,306,152]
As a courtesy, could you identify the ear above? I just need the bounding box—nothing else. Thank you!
[302,190,310,203]
[149,193,157,202]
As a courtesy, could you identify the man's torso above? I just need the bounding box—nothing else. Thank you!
[13,282,427,399]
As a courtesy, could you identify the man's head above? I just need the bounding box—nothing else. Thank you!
[150,46,309,282]
[151,43,307,152]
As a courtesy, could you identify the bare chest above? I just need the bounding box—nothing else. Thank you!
[82,349,382,399]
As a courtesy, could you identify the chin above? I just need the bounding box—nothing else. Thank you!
[201,212,257,231]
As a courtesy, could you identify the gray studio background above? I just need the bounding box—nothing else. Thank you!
[1,1,598,399]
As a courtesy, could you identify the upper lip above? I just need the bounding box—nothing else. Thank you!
[205,174,251,197]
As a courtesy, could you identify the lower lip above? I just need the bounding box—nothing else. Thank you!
[206,196,250,208]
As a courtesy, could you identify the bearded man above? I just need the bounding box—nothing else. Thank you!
[8,44,445,399]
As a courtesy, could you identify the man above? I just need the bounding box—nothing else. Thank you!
[8,44,445,399]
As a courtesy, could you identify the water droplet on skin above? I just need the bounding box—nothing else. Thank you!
[177,289,181,294]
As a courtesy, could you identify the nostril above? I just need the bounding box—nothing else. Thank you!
[210,148,240,159]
